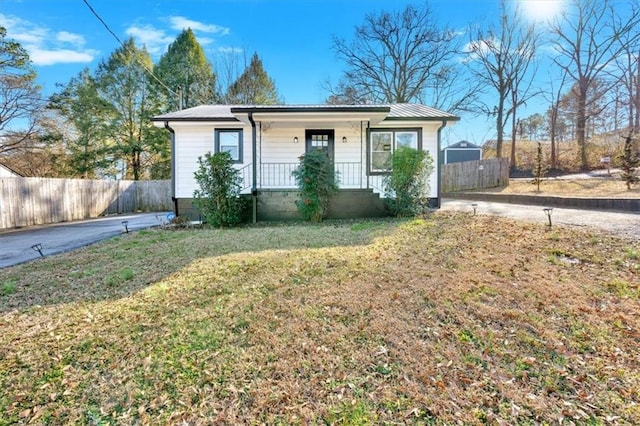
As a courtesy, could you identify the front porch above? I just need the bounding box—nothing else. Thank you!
[237,162,385,192]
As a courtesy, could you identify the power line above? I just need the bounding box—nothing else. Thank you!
[81,0,178,97]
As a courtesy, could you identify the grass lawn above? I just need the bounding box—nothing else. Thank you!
[1,213,639,424]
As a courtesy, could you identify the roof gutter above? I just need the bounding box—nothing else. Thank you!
[436,119,448,209]
[248,112,258,224]
[164,121,178,216]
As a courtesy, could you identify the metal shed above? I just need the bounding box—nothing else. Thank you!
[442,140,483,164]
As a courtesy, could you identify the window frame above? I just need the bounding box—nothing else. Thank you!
[367,128,422,175]
[214,128,243,164]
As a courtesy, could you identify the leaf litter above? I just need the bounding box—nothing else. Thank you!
[0,212,638,424]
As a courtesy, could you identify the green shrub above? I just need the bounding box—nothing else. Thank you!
[292,150,340,222]
[1,280,17,296]
[193,152,245,227]
[383,147,433,217]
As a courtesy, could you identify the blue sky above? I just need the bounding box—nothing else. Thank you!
[2,0,568,144]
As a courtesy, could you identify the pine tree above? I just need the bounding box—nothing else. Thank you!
[95,38,166,180]
[154,28,219,111]
[226,53,280,104]
[49,68,114,178]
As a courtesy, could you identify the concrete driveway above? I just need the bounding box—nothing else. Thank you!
[0,212,171,269]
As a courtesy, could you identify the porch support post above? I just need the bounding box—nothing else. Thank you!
[436,119,448,209]
[249,112,258,223]
[365,121,370,190]
[164,121,179,216]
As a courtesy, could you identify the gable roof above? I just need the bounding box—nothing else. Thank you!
[444,140,482,150]
[152,103,459,123]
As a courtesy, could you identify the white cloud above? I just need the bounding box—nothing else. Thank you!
[169,16,230,35]
[0,13,97,66]
[56,31,86,46]
[198,37,214,46]
[218,47,244,54]
[125,24,174,55]
[29,49,96,66]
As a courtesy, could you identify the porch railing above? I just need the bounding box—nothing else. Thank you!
[238,163,253,191]
[239,162,366,190]
[260,162,298,188]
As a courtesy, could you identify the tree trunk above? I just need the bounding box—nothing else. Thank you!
[577,83,589,170]
[510,115,517,170]
[636,53,640,133]
[496,100,504,158]
[550,106,557,169]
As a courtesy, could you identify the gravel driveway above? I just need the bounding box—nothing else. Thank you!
[441,199,640,240]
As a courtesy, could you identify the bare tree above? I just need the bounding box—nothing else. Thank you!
[544,69,568,169]
[329,3,476,111]
[0,26,45,154]
[551,0,640,170]
[466,0,538,161]
[615,32,640,134]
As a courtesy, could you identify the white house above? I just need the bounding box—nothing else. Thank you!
[0,163,23,177]
[152,104,459,221]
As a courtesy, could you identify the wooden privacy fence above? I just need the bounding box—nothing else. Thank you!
[0,178,172,229]
[442,158,510,192]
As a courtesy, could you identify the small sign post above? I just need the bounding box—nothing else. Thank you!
[600,156,611,174]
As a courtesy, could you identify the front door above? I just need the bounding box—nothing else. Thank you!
[305,129,334,161]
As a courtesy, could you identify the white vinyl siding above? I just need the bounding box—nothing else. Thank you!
[172,123,252,198]
[169,119,442,199]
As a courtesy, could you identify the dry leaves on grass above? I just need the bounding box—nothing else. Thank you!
[482,178,640,197]
[0,214,638,424]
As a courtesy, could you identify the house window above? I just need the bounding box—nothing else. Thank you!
[215,129,243,163]
[369,129,421,174]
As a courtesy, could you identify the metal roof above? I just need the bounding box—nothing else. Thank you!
[387,103,459,120]
[153,105,240,121]
[152,103,459,122]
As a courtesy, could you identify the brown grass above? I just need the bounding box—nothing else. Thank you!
[1,215,639,424]
[482,178,640,197]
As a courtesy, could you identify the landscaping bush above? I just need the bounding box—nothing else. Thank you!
[193,152,245,227]
[292,150,339,222]
[383,147,433,217]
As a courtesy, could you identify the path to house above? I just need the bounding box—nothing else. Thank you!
[441,199,640,240]
[0,212,171,269]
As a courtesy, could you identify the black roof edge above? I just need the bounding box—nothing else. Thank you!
[151,117,240,122]
[230,106,391,114]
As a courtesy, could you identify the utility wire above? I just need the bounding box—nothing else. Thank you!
[81,0,178,97]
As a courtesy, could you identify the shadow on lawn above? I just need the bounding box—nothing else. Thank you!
[0,218,403,313]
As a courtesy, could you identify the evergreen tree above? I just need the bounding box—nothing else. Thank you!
[95,38,167,180]
[226,53,280,104]
[619,134,639,190]
[49,68,114,178]
[154,28,219,111]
